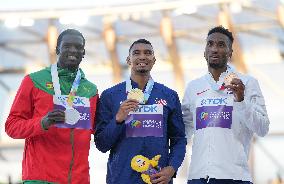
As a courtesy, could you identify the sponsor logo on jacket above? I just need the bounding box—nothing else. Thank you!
[200,98,228,106]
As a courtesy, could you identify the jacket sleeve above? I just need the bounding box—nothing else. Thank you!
[167,91,187,172]
[5,75,46,139]
[94,90,125,153]
[181,84,195,141]
[90,93,99,134]
[234,77,270,137]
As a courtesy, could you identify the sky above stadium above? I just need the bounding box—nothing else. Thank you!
[0,0,161,10]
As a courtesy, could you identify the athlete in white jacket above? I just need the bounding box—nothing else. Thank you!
[182,26,270,184]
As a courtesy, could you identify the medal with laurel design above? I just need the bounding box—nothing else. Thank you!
[224,73,238,86]
[127,88,144,103]
[65,108,81,125]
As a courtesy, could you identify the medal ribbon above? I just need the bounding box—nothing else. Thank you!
[205,65,236,91]
[126,77,154,104]
[51,64,81,109]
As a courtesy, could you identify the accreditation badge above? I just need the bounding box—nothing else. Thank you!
[125,104,163,137]
[195,96,233,130]
[53,95,91,130]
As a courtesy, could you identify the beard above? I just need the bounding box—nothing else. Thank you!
[209,63,222,69]
[208,59,227,69]
[137,69,148,73]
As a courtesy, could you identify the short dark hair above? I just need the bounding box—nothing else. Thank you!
[208,26,234,44]
[56,29,85,55]
[129,39,153,54]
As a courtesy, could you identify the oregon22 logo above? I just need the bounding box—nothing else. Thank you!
[200,112,209,120]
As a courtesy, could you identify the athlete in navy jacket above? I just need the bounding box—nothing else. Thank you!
[95,39,186,184]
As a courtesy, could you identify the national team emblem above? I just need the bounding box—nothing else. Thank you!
[155,98,167,106]
[46,82,53,89]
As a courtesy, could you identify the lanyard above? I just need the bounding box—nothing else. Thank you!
[205,65,236,91]
[126,77,154,104]
[51,64,81,109]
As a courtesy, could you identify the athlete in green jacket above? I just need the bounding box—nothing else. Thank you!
[5,29,98,184]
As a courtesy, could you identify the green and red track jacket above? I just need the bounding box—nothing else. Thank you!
[5,66,98,184]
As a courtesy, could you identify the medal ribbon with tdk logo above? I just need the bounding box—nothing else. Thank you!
[126,77,154,104]
[51,64,81,108]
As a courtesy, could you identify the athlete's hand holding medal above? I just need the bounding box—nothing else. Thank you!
[41,109,65,129]
[115,88,143,124]
[127,88,144,104]
[224,73,245,102]
[41,64,83,129]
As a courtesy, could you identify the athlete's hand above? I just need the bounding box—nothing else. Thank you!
[225,78,245,102]
[41,109,65,129]
[115,99,139,123]
[151,166,175,184]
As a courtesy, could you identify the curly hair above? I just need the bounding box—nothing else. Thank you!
[208,26,234,44]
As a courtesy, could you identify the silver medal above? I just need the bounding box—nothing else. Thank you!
[65,108,81,125]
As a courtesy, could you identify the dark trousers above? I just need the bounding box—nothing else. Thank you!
[187,178,253,184]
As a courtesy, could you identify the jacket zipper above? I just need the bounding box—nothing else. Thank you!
[67,129,75,184]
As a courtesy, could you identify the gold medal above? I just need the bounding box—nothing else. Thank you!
[127,88,144,103]
[224,73,238,86]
